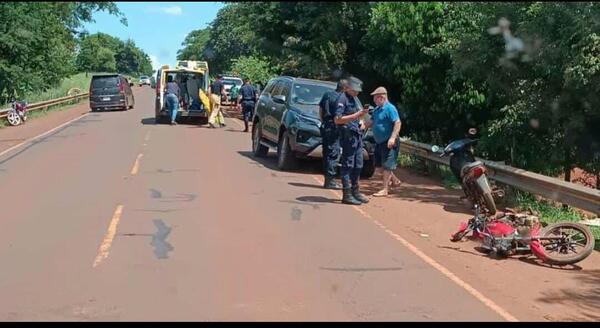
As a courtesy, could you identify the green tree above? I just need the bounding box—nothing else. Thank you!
[230,56,279,86]
[0,2,125,103]
[177,28,211,61]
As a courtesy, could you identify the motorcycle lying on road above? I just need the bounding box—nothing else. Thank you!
[7,98,28,126]
[431,128,503,214]
[450,205,595,265]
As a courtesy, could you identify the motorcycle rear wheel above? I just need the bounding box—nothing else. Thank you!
[540,222,595,265]
[475,176,497,215]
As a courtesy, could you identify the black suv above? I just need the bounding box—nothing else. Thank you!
[251,76,375,177]
[89,74,135,111]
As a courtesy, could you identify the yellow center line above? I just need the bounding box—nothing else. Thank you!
[92,205,124,268]
[130,153,144,175]
[311,175,518,322]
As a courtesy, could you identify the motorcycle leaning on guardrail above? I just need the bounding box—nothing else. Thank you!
[431,128,503,215]
[7,98,28,126]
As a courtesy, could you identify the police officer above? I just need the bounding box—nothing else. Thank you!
[237,78,258,132]
[319,79,348,190]
[334,76,370,205]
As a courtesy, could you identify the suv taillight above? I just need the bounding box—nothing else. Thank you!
[119,82,125,94]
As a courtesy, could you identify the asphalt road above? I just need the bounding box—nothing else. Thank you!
[0,87,598,321]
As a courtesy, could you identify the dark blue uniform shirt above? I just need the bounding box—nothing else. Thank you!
[239,84,256,101]
[319,90,340,122]
[210,80,224,94]
[334,92,360,132]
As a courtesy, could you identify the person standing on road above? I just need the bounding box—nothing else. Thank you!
[334,76,370,205]
[165,75,180,125]
[319,78,348,190]
[208,74,226,128]
[237,78,258,132]
[362,87,402,197]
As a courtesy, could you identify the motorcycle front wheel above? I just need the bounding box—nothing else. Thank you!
[7,111,21,126]
[540,222,595,265]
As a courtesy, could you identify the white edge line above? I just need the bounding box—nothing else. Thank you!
[0,113,91,158]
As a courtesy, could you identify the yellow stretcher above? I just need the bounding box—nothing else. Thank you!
[199,89,225,125]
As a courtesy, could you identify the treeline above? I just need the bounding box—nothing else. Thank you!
[0,2,152,104]
[76,32,153,78]
[178,2,600,183]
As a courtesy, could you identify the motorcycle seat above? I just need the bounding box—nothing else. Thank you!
[460,161,484,178]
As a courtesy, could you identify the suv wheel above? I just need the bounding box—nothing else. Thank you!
[277,131,298,171]
[252,121,269,157]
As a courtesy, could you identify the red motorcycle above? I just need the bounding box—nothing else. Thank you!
[7,98,28,126]
[451,205,595,265]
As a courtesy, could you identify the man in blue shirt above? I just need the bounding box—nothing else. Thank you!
[334,76,370,205]
[165,75,180,125]
[237,78,258,132]
[362,87,402,197]
[319,78,348,190]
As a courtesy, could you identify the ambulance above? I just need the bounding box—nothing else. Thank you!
[154,60,212,123]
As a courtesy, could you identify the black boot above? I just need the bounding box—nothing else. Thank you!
[352,185,369,204]
[342,188,362,205]
[324,177,342,190]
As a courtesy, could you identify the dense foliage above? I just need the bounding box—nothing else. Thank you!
[177,2,600,182]
[1,2,153,105]
[76,33,153,77]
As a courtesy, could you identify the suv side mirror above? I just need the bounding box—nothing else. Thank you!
[273,95,286,104]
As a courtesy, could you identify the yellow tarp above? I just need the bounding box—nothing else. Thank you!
[199,89,211,113]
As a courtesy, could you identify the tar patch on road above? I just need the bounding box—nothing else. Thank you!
[149,188,163,199]
[150,219,174,259]
[291,207,302,221]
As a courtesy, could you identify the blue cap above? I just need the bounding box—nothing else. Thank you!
[348,76,363,92]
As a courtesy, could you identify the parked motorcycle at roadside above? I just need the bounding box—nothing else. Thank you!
[6,98,28,126]
[450,205,595,265]
[431,128,503,214]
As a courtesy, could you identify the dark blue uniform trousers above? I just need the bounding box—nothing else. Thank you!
[339,128,363,189]
[321,122,340,179]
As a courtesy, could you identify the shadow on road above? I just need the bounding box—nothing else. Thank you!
[359,169,474,216]
[536,269,600,321]
[288,182,324,189]
[239,149,476,215]
[140,116,208,126]
[296,195,339,204]
[237,151,323,175]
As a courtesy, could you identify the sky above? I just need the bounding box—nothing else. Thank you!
[83,2,225,71]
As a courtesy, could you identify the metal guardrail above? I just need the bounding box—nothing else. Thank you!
[400,138,600,216]
[0,93,89,119]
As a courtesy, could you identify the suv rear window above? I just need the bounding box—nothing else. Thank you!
[140,76,149,79]
[291,83,334,105]
[91,76,119,88]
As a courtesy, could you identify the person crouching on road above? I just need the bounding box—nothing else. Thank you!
[208,74,226,128]
[334,76,370,205]
[362,87,402,197]
[237,78,258,132]
[165,75,180,125]
[319,78,348,190]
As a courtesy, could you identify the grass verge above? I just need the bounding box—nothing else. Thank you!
[0,72,95,129]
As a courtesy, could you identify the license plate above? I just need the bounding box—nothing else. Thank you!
[102,97,110,101]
